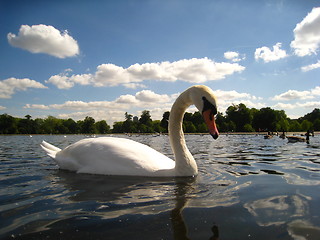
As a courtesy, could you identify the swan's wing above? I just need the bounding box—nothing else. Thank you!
[40,141,61,159]
[54,137,175,176]
[41,141,61,152]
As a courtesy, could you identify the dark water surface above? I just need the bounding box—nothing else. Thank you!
[1,134,320,240]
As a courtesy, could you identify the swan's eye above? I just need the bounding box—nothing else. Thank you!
[202,97,217,117]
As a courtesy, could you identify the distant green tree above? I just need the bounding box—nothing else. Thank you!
[160,111,170,133]
[17,115,34,134]
[63,118,78,134]
[0,114,18,134]
[184,121,196,133]
[112,121,124,133]
[152,120,164,133]
[227,121,236,132]
[313,119,320,131]
[82,116,96,134]
[139,124,148,133]
[34,118,45,134]
[226,103,252,132]
[215,112,228,132]
[95,120,110,134]
[139,110,152,126]
[301,120,313,131]
[277,118,290,132]
[289,120,301,131]
[183,112,193,122]
[252,107,277,131]
[243,123,255,132]
[191,111,203,126]
[125,112,133,121]
[300,108,320,123]
[123,112,136,133]
[42,116,59,134]
[197,123,207,133]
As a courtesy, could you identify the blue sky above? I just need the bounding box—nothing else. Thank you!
[1,0,320,125]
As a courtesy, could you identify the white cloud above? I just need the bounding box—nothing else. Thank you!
[227,100,266,110]
[301,60,320,72]
[50,101,117,110]
[24,104,50,110]
[311,86,320,95]
[103,58,245,84]
[46,75,74,89]
[213,89,259,101]
[271,86,320,117]
[255,43,288,62]
[271,87,320,101]
[213,90,265,113]
[94,64,132,87]
[273,101,320,112]
[46,71,92,89]
[0,77,47,99]
[7,24,79,58]
[224,51,239,60]
[46,58,245,89]
[115,94,139,104]
[0,106,7,111]
[291,7,320,57]
[57,110,126,124]
[224,51,245,62]
[272,90,313,101]
[135,90,170,102]
[298,101,320,108]
[122,83,147,89]
[272,102,296,110]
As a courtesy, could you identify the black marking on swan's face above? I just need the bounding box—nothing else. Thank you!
[202,96,217,120]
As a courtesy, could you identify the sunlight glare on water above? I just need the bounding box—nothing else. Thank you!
[0,134,320,239]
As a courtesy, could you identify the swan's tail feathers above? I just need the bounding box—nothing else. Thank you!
[40,141,61,159]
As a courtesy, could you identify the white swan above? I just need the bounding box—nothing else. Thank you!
[41,85,219,177]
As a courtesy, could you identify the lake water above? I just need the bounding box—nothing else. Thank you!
[1,134,320,240]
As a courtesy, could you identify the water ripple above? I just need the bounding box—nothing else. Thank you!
[0,134,320,239]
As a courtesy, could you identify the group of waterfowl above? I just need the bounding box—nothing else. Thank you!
[264,130,314,143]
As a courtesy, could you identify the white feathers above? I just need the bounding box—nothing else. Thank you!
[40,140,61,159]
[41,137,175,176]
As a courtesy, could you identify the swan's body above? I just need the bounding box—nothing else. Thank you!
[41,137,175,176]
[41,85,219,177]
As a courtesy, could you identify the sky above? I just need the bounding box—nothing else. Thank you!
[1,0,320,125]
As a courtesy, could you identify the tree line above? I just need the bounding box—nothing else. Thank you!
[0,105,319,134]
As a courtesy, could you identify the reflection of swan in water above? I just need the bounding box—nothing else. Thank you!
[52,171,220,239]
[171,179,220,240]
[171,180,192,240]
[41,85,219,177]
[54,171,178,206]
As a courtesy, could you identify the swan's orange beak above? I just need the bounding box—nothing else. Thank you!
[203,109,219,139]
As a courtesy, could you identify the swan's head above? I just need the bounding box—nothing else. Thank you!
[190,85,219,139]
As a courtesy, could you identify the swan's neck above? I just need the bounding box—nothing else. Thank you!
[169,89,198,176]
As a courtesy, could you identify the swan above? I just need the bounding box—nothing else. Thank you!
[40,85,219,177]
